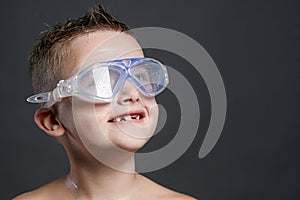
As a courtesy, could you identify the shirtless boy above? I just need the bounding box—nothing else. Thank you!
[14,5,196,200]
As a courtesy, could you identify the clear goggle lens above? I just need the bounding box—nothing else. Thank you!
[78,60,168,100]
[26,58,169,107]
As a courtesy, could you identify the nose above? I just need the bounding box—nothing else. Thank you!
[117,80,141,104]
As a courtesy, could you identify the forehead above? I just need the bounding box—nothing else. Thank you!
[62,30,144,79]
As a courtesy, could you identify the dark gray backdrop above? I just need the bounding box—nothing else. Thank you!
[1,0,299,199]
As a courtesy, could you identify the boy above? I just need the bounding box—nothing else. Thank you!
[14,5,196,200]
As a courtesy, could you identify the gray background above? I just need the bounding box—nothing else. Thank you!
[1,0,299,199]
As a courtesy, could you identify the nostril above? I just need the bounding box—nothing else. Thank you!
[124,98,131,103]
[123,97,140,103]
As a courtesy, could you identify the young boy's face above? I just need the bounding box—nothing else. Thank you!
[55,30,159,157]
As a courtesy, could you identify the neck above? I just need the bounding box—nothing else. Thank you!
[66,152,138,199]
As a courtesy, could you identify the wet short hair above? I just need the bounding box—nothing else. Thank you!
[29,5,129,93]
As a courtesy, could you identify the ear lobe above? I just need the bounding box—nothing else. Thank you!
[34,108,65,137]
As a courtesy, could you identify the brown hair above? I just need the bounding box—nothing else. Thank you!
[29,5,129,93]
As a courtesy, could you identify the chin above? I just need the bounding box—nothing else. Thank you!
[109,133,151,152]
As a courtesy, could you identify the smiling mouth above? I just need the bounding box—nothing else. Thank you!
[107,113,145,123]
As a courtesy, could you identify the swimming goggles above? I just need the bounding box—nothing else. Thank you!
[27,57,169,108]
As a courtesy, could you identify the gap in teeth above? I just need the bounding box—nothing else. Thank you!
[113,114,141,122]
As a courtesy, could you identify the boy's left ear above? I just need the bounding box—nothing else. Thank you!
[34,108,65,137]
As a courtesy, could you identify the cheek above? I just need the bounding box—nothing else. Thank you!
[73,102,110,127]
[59,97,112,135]
[56,100,76,132]
[149,97,158,115]
[71,102,114,148]
[145,98,159,129]
[151,104,159,128]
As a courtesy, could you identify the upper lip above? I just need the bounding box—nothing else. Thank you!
[107,109,146,122]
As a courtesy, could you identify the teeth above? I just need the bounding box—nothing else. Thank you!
[125,116,132,121]
[120,117,126,122]
[112,114,142,122]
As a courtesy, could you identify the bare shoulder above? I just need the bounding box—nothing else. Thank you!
[137,174,197,199]
[167,192,197,200]
[12,176,68,200]
[12,190,43,200]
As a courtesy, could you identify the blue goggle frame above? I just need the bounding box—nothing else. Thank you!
[27,57,169,108]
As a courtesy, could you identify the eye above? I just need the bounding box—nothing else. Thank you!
[138,73,151,82]
[136,74,145,81]
[108,69,120,88]
[79,74,97,94]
